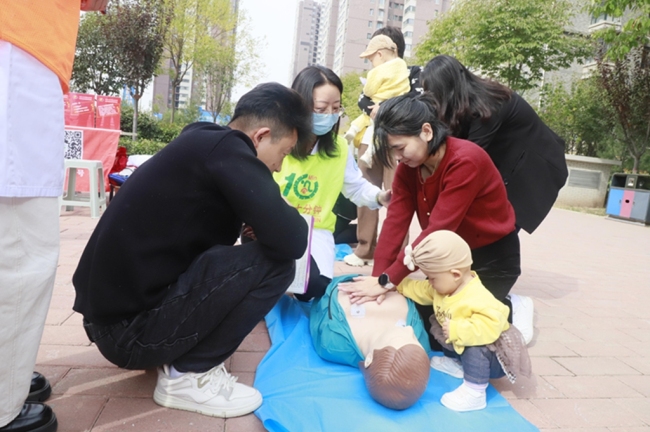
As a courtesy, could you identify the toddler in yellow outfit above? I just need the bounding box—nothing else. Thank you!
[344,35,410,165]
[397,230,530,412]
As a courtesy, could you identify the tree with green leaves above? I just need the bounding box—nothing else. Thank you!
[104,0,171,140]
[200,12,261,123]
[589,0,650,61]
[201,46,235,123]
[596,47,650,173]
[587,0,650,173]
[415,0,591,93]
[163,0,236,123]
[539,77,617,158]
[72,12,125,95]
[340,71,364,124]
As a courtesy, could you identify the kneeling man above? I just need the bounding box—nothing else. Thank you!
[72,83,311,418]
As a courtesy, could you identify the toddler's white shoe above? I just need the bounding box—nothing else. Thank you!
[153,363,262,418]
[343,253,370,267]
[430,356,464,379]
[344,125,360,145]
[510,294,534,345]
[441,382,486,412]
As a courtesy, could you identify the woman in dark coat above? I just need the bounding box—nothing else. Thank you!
[420,55,568,234]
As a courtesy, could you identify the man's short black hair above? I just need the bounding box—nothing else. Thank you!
[372,26,405,59]
[230,82,311,149]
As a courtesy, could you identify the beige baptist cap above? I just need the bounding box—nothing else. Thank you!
[403,230,473,272]
[359,35,397,58]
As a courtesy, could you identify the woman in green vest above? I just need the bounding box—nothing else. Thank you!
[274,66,391,301]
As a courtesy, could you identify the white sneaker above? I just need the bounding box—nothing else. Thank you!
[510,294,534,345]
[153,363,263,418]
[430,356,464,379]
[343,253,370,267]
[441,382,487,412]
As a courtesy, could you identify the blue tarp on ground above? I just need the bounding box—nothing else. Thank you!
[334,243,353,261]
[254,295,539,432]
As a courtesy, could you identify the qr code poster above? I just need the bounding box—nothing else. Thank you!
[64,130,84,160]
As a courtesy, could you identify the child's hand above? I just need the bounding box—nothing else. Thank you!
[369,103,380,120]
[443,318,450,340]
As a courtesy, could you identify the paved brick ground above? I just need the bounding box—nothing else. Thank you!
[40,207,650,431]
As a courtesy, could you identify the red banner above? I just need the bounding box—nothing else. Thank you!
[64,126,121,192]
[96,95,121,130]
[63,94,71,124]
[66,93,96,127]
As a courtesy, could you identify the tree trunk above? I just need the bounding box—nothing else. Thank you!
[170,82,177,124]
[169,62,185,124]
[132,93,141,142]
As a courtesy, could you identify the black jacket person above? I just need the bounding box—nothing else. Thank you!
[72,83,312,418]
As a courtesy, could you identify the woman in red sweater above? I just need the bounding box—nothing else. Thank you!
[341,93,521,327]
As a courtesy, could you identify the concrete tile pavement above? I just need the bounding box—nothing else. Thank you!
[39,207,650,431]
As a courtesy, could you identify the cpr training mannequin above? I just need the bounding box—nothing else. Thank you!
[310,275,431,410]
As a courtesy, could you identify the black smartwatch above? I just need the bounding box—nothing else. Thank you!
[378,273,395,290]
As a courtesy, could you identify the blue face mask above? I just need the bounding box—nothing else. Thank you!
[312,112,340,136]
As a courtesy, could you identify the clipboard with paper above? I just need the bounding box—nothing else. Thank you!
[286,214,314,294]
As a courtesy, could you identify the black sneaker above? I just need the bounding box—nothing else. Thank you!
[0,403,57,432]
[26,373,51,403]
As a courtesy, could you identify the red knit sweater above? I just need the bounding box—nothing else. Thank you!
[373,136,516,284]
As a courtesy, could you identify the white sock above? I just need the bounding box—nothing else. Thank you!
[510,293,521,309]
[169,365,186,378]
[463,380,487,393]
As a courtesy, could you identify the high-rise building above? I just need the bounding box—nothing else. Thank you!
[298,0,451,77]
[535,2,630,93]
[402,0,450,58]
[316,0,340,69]
[290,0,324,80]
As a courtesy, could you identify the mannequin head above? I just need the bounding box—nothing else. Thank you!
[360,344,430,410]
[359,325,430,410]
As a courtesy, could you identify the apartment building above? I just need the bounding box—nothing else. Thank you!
[290,0,324,79]
[291,0,451,77]
[316,0,340,69]
[541,6,629,90]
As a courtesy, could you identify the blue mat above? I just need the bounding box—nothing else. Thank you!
[334,243,353,261]
[254,295,539,432]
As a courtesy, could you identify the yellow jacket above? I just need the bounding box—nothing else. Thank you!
[363,57,410,103]
[397,273,510,354]
[349,58,411,144]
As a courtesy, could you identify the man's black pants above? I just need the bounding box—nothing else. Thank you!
[83,241,295,373]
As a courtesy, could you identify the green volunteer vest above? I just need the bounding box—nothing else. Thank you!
[274,135,348,232]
